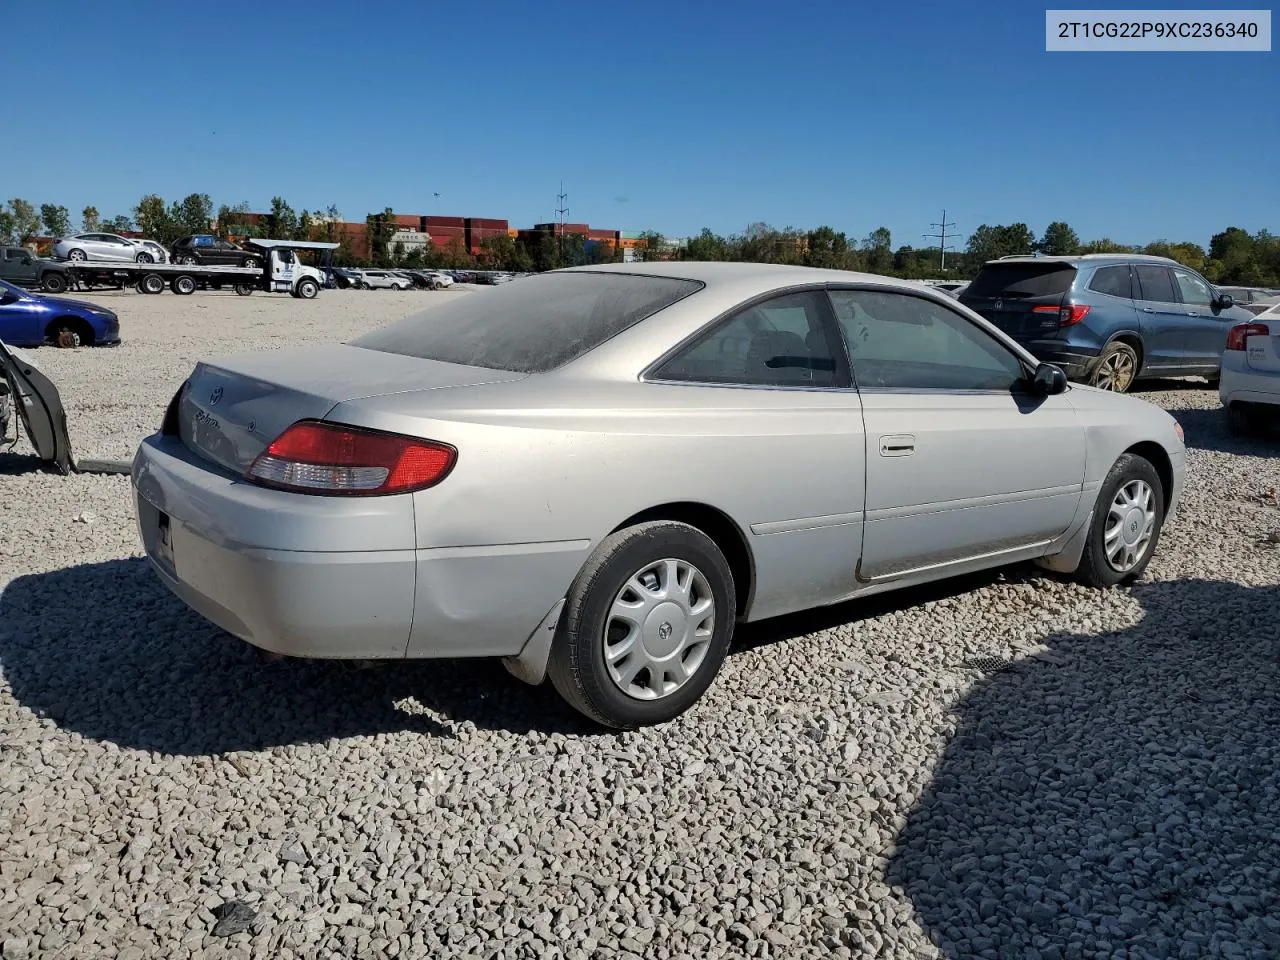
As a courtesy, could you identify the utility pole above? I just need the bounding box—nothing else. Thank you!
[555,182,569,266]
[923,209,957,272]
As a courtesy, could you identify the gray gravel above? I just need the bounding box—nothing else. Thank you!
[2,290,1280,959]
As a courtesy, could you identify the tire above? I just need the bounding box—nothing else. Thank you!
[67,249,87,262]
[242,259,260,270]
[136,253,154,264]
[48,318,91,349]
[296,278,319,300]
[1227,402,1256,436]
[1088,341,1140,393]
[547,521,736,728]
[234,283,254,297]
[140,273,165,295]
[1073,453,1164,589]
[171,275,197,296]
[41,273,69,293]
[179,256,198,266]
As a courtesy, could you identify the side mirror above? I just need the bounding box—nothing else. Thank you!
[1031,362,1068,396]
[1215,293,1234,309]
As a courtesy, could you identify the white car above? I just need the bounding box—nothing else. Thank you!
[425,271,454,290]
[359,270,413,291]
[53,233,163,263]
[1220,304,1280,434]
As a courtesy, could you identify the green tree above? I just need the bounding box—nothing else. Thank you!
[102,214,134,234]
[7,199,41,243]
[265,196,299,241]
[861,226,893,273]
[81,206,100,232]
[1144,240,1207,271]
[686,227,729,261]
[133,195,173,241]
[0,208,15,244]
[636,230,666,262]
[804,225,852,270]
[169,193,213,239]
[1078,237,1132,255]
[966,223,1036,263]
[480,233,533,272]
[1037,221,1080,256]
[39,204,71,238]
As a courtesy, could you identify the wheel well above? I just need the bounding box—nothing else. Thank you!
[45,315,94,345]
[1124,441,1173,513]
[611,502,755,617]
[1109,332,1144,371]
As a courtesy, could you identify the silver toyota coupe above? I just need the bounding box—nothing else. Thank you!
[132,263,1186,727]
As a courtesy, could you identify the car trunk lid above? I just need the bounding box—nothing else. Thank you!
[959,261,1078,340]
[1244,312,1280,373]
[178,343,526,474]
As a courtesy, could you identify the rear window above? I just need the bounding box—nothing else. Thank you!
[352,272,703,374]
[964,263,1076,299]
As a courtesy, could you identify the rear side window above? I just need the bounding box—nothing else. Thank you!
[353,272,703,373]
[1088,266,1132,298]
[1134,266,1176,302]
[964,263,1076,299]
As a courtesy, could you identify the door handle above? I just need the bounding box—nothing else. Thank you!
[879,434,915,457]
[1141,307,1155,313]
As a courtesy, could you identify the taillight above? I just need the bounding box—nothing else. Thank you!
[246,420,456,496]
[1032,304,1091,327]
[1226,322,1269,351]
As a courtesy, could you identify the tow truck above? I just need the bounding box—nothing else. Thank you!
[63,239,339,299]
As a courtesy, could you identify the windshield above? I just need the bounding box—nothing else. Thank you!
[352,271,703,373]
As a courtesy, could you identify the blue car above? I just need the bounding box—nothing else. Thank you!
[0,278,120,348]
[959,254,1255,393]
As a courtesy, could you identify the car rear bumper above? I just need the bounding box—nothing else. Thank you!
[1220,355,1280,408]
[131,434,586,660]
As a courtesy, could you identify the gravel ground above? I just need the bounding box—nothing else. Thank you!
[2,289,1279,959]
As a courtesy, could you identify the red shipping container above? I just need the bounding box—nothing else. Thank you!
[425,216,466,227]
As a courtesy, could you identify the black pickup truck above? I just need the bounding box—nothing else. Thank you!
[0,246,123,293]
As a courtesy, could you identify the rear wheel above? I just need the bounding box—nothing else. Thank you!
[67,249,87,262]
[140,273,165,295]
[171,275,197,295]
[41,272,69,293]
[296,278,319,299]
[1073,453,1164,588]
[547,521,736,728]
[242,258,260,270]
[1089,342,1139,393]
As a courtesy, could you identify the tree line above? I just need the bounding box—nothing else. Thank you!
[2,194,1277,287]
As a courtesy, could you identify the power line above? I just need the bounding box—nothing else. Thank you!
[555,182,569,263]
[923,208,958,271]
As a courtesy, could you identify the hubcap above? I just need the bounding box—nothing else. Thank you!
[69,250,85,261]
[1095,351,1135,392]
[1104,479,1157,572]
[604,558,716,701]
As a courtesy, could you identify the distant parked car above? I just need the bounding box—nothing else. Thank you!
[424,271,454,290]
[170,235,262,269]
[1218,286,1280,316]
[360,270,413,290]
[53,233,162,263]
[0,277,120,347]
[1220,305,1280,434]
[959,254,1256,392]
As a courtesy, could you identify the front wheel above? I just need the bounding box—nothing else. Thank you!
[295,278,319,300]
[1073,453,1164,588]
[41,273,69,293]
[136,253,154,264]
[547,521,736,728]
[1089,342,1139,393]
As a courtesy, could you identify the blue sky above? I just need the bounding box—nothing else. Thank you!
[6,1,1277,249]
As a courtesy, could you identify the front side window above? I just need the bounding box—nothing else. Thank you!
[651,291,840,388]
[1173,270,1213,306]
[828,289,1026,392]
[1134,265,1177,303]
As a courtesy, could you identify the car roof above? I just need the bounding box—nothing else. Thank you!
[982,253,1180,267]
[562,260,933,297]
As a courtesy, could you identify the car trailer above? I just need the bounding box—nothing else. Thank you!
[63,239,339,299]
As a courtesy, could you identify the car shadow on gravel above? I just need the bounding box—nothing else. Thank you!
[888,578,1280,958]
[1170,406,1280,455]
[0,558,594,754]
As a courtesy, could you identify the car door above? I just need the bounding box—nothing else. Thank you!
[0,284,44,345]
[213,240,239,265]
[1171,268,1232,368]
[646,289,866,618]
[1133,264,1190,372]
[827,288,1085,582]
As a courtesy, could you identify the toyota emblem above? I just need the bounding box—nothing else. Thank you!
[658,622,673,641]
[209,387,223,405]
